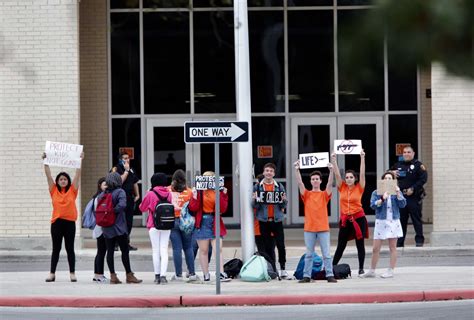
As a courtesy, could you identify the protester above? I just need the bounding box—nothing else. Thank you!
[189,171,231,282]
[168,169,198,281]
[331,151,369,276]
[362,171,406,278]
[139,173,173,284]
[42,152,83,283]
[102,172,142,284]
[254,174,275,255]
[252,163,289,279]
[294,160,337,283]
[390,146,428,247]
[92,177,108,283]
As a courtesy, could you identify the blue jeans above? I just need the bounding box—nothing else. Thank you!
[170,219,195,276]
[304,231,334,278]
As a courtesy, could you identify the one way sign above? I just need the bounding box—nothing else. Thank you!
[184,121,249,143]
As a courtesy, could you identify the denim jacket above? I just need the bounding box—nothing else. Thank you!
[252,180,288,222]
[370,190,407,220]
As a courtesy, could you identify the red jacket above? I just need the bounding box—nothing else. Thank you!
[189,190,228,237]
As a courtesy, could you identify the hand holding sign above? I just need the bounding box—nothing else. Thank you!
[377,179,398,195]
[44,141,83,169]
[334,140,362,155]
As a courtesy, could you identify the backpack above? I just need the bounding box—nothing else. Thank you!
[223,258,243,279]
[239,254,271,282]
[293,253,323,280]
[151,190,175,230]
[333,263,352,279]
[255,251,279,280]
[178,201,195,235]
[95,193,116,227]
[82,197,96,229]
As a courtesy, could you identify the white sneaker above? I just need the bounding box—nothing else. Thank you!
[381,269,394,278]
[361,270,376,278]
[171,274,183,281]
[219,272,231,282]
[280,270,289,279]
[188,274,199,282]
[203,273,211,282]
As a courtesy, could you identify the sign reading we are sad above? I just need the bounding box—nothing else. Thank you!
[44,141,83,169]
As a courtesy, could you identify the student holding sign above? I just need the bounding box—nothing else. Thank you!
[252,163,289,279]
[294,160,337,283]
[362,172,406,279]
[189,171,231,282]
[42,152,83,283]
[331,151,369,277]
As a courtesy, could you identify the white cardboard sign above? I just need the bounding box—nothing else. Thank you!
[377,180,398,195]
[298,152,329,169]
[44,141,83,169]
[195,175,225,190]
[334,140,362,155]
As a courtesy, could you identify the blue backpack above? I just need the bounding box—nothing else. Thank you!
[293,253,323,280]
[82,198,96,229]
[178,201,195,235]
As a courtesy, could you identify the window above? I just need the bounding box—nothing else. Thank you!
[389,115,418,165]
[252,117,286,177]
[112,118,142,179]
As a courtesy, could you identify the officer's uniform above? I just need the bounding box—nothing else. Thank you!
[391,159,428,247]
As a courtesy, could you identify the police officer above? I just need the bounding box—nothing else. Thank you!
[391,146,427,247]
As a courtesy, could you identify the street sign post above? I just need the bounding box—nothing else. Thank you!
[184,121,249,295]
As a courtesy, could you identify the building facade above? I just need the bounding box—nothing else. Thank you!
[0,0,472,249]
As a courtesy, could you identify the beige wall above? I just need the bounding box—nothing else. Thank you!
[431,64,474,245]
[79,0,109,209]
[0,0,80,249]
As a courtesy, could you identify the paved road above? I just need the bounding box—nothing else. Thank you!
[1,300,473,320]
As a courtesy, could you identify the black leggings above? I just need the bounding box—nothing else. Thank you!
[94,235,107,274]
[50,218,76,273]
[332,216,367,270]
[259,221,286,269]
[105,234,132,274]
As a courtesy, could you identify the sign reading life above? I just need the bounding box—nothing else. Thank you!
[298,152,329,169]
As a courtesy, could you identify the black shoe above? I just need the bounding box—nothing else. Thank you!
[358,269,365,277]
[396,243,404,248]
[128,245,138,251]
[298,277,311,283]
[416,243,424,247]
[327,276,337,283]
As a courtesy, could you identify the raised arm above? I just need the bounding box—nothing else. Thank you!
[294,160,306,195]
[326,163,334,196]
[72,152,84,190]
[42,153,54,191]
[359,150,366,189]
[331,153,342,188]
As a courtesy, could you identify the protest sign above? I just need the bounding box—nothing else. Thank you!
[44,141,83,169]
[195,175,225,190]
[255,191,285,204]
[377,180,398,195]
[298,152,329,169]
[334,140,362,155]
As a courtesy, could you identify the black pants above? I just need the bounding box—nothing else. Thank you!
[255,235,275,255]
[94,235,107,274]
[398,198,424,246]
[50,218,76,273]
[105,234,132,274]
[125,194,135,242]
[332,216,367,271]
[259,221,286,269]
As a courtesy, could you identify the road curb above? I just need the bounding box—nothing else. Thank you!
[0,290,472,308]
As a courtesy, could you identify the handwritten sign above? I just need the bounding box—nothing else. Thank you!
[255,191,285,204]
[44,141,83,169]
[377,180,398,195]
[334,140,362,155]
[298,152,329,169]
[195,175,225,190]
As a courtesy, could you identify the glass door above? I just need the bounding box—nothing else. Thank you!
[337,116,384,222]
[146,118,239,225]
[290,117,338,224]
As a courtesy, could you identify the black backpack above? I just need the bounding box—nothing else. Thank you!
[223,258,243,279]
[333,263,352,279]
[151,190,175,230]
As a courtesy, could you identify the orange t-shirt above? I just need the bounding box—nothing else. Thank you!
[263,182,275,219]
[338,182,364,215]
[169,187,193,217]
[301,190,331,232]
[50,185,78,223]
[203,190,216,213]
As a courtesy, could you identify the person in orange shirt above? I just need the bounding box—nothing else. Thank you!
[331,150,369,276]
[294,160,337,283]
[42,152,83,283]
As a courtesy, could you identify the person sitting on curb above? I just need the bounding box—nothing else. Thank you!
[294,160,337,283]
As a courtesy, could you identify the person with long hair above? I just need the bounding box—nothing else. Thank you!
[42,152,83,282]
[362,171,406,278]
[139,173,173,284]
[91,177,108,283]
[189,171,231,282]
[331,150,369,276]
[168,169,198,281]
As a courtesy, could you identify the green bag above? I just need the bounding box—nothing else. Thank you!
[239,254,271,282]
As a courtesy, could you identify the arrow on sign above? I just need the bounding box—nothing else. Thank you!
[184,121,249,143]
